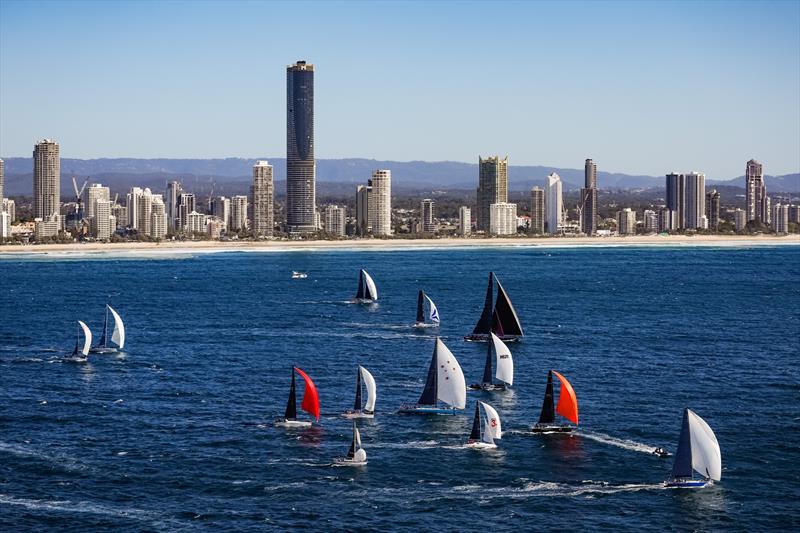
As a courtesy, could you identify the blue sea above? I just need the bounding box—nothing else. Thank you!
[1,245,799,531]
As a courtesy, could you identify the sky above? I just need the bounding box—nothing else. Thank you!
[1,0,798,178]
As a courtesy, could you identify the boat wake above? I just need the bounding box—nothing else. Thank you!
[577,430,661,455]
[0,493,156,520]
[0,442,90,473]
[372,440,439,449]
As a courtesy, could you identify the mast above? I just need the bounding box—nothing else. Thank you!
[417,341,439,405]
[493,278,523,337]
[284,367,298,420]
[356,270,365,300]
[354,367,363,411]
[671,408,693,479]
[99,306,109,348]
[416,290,425,323]
[347,422,357,459]
[469,402,481,441]
[471,272,494,335]
[481,340,493,384]
[537,371,556,424]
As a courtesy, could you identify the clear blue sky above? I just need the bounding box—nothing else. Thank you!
[1,0,798,178]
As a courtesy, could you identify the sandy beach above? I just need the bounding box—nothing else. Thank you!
[0,234,797,256]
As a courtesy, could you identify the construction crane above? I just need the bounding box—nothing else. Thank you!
[207,180,215,213]
[68,176,89,227]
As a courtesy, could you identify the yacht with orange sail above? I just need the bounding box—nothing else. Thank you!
[275,366,320,427]
[531,370,578,433]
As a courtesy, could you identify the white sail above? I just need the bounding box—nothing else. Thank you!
[435,338,466,409]
[425,295,440,323]
[688,409,722,481]
[359,365,377,412]
[108,305,125,349]
[480,401,502,442]
[353,448,367,462]
[490,332,513,386]
[363,270,378,300]
[78,320,92,356]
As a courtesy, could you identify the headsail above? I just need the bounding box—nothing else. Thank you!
[78,320,92,356]
[294,367,320,422]
[492,277,523,337]
[353,425,367,462]
[491,332,513,386]
[553,370,578,425]
[480,401,502,443]
[425,294,440,324]
[416,291,425,323]
[108,306,125,349]
[359,366,377,412]
[285,368,298,419]
[537,371,556,424]
[687,409,722,481]
[471,272,494,335]
[670,408,693,479]
[434,338,466,409]
[363,270,378,300]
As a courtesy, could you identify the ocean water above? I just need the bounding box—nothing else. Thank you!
[1,245,799,531]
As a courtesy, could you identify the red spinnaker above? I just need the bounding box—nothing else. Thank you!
[553,370,579,425]
[294,367,320,421]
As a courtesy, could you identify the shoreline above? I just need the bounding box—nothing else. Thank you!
[0,235,798,256]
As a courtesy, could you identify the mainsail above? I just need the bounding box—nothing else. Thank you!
[417,338,466,409]
[284,369,298,419]
[418,341,439,406]
[491,332,513,386]
[537,371,556,424]
[671,409,693,479]
[416,291,425,323]
[98,307,109,347]
[353,367,363,411]
[492,278,523,337]
[471,272,495,335]
[359,365,377,412]
[481,341,493,384]
[469,402,482,441]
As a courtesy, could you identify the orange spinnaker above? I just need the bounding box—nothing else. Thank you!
[553,370,579,425]
[294,367,320,421]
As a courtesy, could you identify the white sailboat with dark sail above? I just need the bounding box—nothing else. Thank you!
[90,305,125,354]
[531,370,579,433]
[399,337,466,415]
[275,366,321,428]
[333,421,368,466]
[466,401,502,449]
[342,366,376,419]
[414,290,440,327]
[464,272,523,342]
[354,269,378,303]
[665,408,722,488]
[469,332,513,391]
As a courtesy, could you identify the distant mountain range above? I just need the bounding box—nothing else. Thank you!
[3,157,798,197]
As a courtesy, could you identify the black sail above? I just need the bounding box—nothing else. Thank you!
[347,423,356,459]
[671,408,693,479]
[284,368,298,419]
[355,270,366,299]
[418,341,439,405]
[354,367,363,411]
[481,340,493,384]
[493,278,523,337]
[471,272,495,335]
[416,290,425,323]
[537,371,556,424]
[98,306,109,348]
[469,402,482,441]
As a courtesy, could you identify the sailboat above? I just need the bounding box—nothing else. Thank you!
[275,366,320,427]
[414,290,440,327]
[531,370,579,433]
[466,401,502,449]
[67,320,92,360]
[333,421,368,466]
[469,332,513,390]
[342,366,377,419]
[354,269,378,303]
[90,305,125,354]
[464,272,523,342]
[399,337,466,415]
[664,408,722,488]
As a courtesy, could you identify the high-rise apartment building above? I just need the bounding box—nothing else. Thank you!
[420,199,435,233]
[0,158,4,201]
[458,206,471,236]
[178,193,196,232]
[2,199,16,223]
[369,170,392,236]
[324,205,346,237]
[230,195,248,232]
[545,172,563,235]
[772,203,789,234]
[530,186,545,234]
[685,172,706,229]
[252,160,274,237]
[706,189,720,231]
[286,60,316,233]
[166,181,183,230]
[665,172,686,230]
[617,208,637,235]
[126,187,143,229]
[137,189,154,236]
[734,208,747,232]
[356,185,371,236]
[150,195,167,240]
[643,209,658,232]
[745,159,767,223]
[490,202,517,235]
[476,156,508,232]
[33,139,60,220]
[91,200,113,240]
[85,183,110,220]
[186,211,207,234]
[580,158,598,235]
[210,196,230,231]
[0,211,10,239]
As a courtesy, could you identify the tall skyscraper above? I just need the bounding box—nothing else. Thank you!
[489,202,517,235]
[706,189,720,231]
[230,195,248,232]
[420,198,435,233]
[252,160,274,237]
[324,205,346,236]
[476,156,508,232]
[685,172,706,229]
[85,183,110,220]
[166,181,183,230]
[458,206,471,236]
[137,189,153,236]
[545,172,563,235]
[33,139,60,220]
[665,172,685,229]
[369,170,392,236]
[126,187,143,229]
[355,184,371,236]
[286,60,316,234]
[0,157,4,201]
[150,195,167,239]
[178,193,196,231]
[745,159,767,223]
[580,158,598,235]
[530,186,545,234]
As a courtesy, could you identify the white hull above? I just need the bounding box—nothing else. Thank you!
[664,478,711,488]
[274,419,312,428]
[89,347,119,354]
[332,458,367,466]
[342,410,374,419]
[466,441,497,449]
[353,298,376,304]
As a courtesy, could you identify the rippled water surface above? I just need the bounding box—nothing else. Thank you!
[1,246,799,531]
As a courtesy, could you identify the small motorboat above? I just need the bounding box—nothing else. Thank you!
[291,271,308,279]
[653,447,671,458]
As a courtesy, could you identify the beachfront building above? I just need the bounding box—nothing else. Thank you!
[580,158,598,235]
[178,193,196,232]
[734,208,747,232]
[772,203,789,234]
[0,157,4,201]
[34,213,61,240]
[85,183,110,220]
[643,209,658,233]
[530,186,545,234]
[252,160,274,237]
[745,159,767,223]
[230,196,248,232]
[33,139,60,220]
[489,202,517,236]
[186,211,206,235]
[2,199,15,222]
[210,196,230,232]
[617,208,637,235]
[325,205,346,237]
[286,60,316,234]
[150,195,167,240]
[706,189,720,231]
[476,155,508,232]
[91,199,113,240]
[685,172,707,229]
[458,206,471,236]
[370,170,392,236]
[1,211,11,238]
[355,185,371,236]
[420,199,435,233]
[166,181,183,231]
[545,172,563,234]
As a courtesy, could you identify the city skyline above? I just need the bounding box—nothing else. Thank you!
[1,1,798,178]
